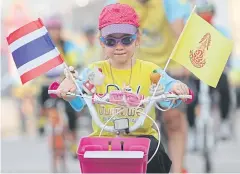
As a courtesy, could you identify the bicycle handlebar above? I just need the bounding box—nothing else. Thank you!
[48,89,192,133]
[48,90,191,104]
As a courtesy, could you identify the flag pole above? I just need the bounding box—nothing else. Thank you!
[163,5,197,72]
[151,5,197,98]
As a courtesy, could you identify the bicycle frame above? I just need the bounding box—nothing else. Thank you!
[44,99,68,173]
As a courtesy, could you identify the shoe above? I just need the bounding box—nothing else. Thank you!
[38,116,46,136]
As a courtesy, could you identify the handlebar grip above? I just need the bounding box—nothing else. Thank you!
[48,81,60,98]
[184,89,194,104]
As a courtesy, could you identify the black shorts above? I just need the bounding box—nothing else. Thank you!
[39,86,78,131]
[137,135,172,173]
[39,86,51,107]
[65,101,78,132]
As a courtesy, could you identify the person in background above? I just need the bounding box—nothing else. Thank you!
[186,2,232,148]
[37,15,80,159]
[81,26,103,67]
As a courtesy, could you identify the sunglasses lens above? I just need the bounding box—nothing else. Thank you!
[101,34,136,47]
[104,38,116,47]
[121,36,134,46]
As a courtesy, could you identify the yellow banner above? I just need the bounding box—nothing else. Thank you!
[170,12,233,87]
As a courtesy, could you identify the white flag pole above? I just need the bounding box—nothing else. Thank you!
[163,5,197,72]
[152,5,197,98]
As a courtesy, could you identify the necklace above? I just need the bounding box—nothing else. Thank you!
[109,59,133,88]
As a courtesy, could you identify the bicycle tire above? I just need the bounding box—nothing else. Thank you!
[203,123,212,173]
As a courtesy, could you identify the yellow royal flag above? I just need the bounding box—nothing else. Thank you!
[170,12,233,87]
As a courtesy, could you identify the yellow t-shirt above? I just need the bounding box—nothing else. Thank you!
[88,59,159,138]
[69,58,182,140]
[119,0,181,69]
[70,59,180,139]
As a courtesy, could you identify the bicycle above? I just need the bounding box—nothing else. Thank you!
[49,87,193,173]
[44,97,68,173]
[196,80,237,173]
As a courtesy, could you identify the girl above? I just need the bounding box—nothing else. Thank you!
[53,3,192,173]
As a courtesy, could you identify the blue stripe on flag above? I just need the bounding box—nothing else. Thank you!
[12,33,56,68]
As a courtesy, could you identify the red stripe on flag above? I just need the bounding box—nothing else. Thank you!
[7,18,44,45]
[20,55,64,84]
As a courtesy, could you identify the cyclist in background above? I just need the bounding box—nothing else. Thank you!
[37,15,80,159]
[81,26,103,67]
[187,2,232,149]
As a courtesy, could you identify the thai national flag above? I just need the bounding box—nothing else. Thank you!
[6,18,64,84]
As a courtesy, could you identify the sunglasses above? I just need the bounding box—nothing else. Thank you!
[100,34,137,47]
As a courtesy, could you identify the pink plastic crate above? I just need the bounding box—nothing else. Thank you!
[77,137,150,173]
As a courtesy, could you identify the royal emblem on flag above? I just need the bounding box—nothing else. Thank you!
[189,33,211,68]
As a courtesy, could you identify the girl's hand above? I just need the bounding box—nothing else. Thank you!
[57,78,76,101]
[57,66,78,101]
[64,66,78,79]
[171,82,189,101]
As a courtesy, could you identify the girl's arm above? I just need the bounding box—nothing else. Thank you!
[155,69,193,108]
